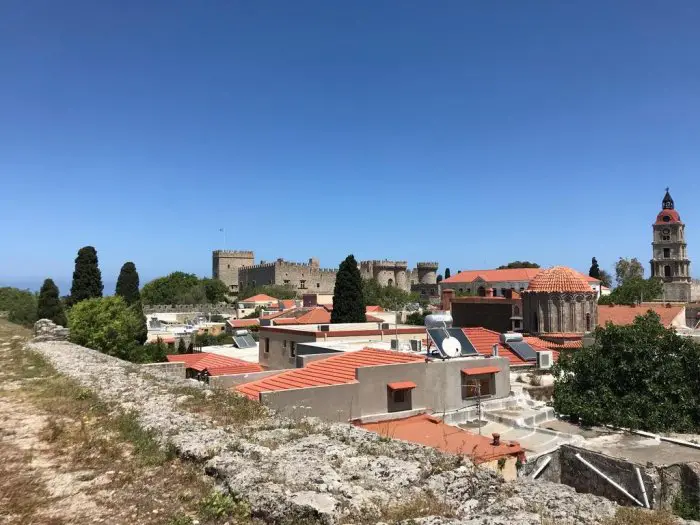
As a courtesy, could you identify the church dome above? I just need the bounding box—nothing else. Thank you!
[655,209,681,224]
[525,266,593,293]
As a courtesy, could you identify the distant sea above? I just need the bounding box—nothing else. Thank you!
[0,278,117,295]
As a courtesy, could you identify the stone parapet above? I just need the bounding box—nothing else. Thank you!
[33,319,70,342]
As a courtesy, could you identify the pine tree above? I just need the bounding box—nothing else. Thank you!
[70,246,103,305]
[589,257,601,279]
[331,254,366,323]
[445,268,451,279]
[116,262,141,306]
[177,338,187,354]
[37,278,67,326]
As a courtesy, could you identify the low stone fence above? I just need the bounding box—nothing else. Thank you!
[141,361,186,380]
[33,319,70,342]
[143,304,237,315]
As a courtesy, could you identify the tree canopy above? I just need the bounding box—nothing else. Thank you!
[598,277,662,305]
[141,272,228,305]
[362,278,419,311]
[70,246,104,305]
[444,268,451,279]
[553,312,700,432]
[37,278,67,326]
[331,255,366,323]
[115,262,141,305]
[497,261,540,269]
[0,287,37,327]
[589,257,600,279]
[598,269,613,288]
[615,257,645,286]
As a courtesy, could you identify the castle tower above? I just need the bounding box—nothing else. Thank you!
[650,189,691,302]
[416,262,439,285]
[212,250,255,294]
[395,261,409,291]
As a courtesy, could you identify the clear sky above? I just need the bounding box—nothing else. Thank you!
[2,1,700,293]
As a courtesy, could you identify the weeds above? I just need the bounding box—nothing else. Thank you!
[341,491,455,524]
[172,385,267,427]
[198,490,251,522]
[603,507,676,525]
[672,492,700,520]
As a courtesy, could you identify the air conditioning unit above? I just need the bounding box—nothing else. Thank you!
[381,323,390,330]
[410,339,422,352]
[319,324,330,332]
[391,339,400,350]
[537,351,553,370]
[500,332,524,344]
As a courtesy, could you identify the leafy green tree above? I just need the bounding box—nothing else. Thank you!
[598,277,663,305]
[243,305,264,319]
[589,257,601,279]
[362,278,418,311]
[615,257,644,286]
[132,301,148,345]
[37,279,67,326]
[202,278,229,303]
[177,338,187,354]
[68,296,142,360]
[115,262,141,305]
[405,311,428,326]
[553,312,700,432]
[497,261,540,269]
[141,272,201,304]
[444,268,451,279]
[0,287,38,327]
[69,246,104,305]
[331,255,365,323]
[599,269,613,288]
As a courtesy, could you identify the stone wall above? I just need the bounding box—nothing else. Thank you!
[212,250,255,293]
[143,304,237,315]
[33,319,70,342]
[141,361,186,380]
[522,291,597,334]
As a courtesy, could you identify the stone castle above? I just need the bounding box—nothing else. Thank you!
[212,251,439,297]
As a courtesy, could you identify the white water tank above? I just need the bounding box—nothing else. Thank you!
[424,312,453,328]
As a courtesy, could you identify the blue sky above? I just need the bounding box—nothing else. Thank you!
[2,1,700,293]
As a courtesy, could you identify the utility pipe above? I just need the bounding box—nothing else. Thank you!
[574,453,644,507]
[635,467,650,509]
[531,456,551,479]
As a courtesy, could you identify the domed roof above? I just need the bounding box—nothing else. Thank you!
[655,209,681,225]
[525,266,593,293]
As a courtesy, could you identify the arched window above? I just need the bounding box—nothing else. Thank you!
[532,312,538,332]
[513,306,520,316]
[477,286,486,297]
[585,313,591,331]
[664,265,672,277]
[387,278,394,287]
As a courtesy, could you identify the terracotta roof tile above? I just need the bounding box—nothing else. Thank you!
[366,305,384,312]
[598,304,684,328]
[357,414,523,463]
[241,294,277,303]
[235,348,424,400]
[228,318,260,328]
[462,328,551,366]
[525,266,594,293]
[167,353,263,375]
[442,267,598,285]
[387,381,417,390]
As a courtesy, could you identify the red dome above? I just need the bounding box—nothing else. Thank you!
[525,266,593,293]
[655,209,681,225]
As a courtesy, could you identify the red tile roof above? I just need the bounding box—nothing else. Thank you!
[167,353,263,376]
[462,366,501,375]
[598,304,684,328]
[523,336,579,353]
[241,294,277,303]
[357,414,523,463]
[280,299,297,310]
[228,318,260,328]
[655,209,681,225]
[443,267,598,285]
[387,381,417,390]
[235,348,424,400]
[265,307,385,326]
[462,328,551,366]
[525,266,594,293]
[366,305,384,312]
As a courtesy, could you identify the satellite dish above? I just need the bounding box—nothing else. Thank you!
[441,336,461,358]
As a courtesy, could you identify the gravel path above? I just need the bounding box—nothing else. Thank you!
[28,340,631,524]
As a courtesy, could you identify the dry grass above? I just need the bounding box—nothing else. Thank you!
[0,318,260,525]
[172,384,268,427]
[602,507,677,525]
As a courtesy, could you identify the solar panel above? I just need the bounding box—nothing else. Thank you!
[446,328,479,355]
[427,328,449,353]
[233,335,255,349]
[506,341,538,361]
[242,335,256,347]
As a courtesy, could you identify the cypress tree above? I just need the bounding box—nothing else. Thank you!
[589,257,601,279]
[70,246,103,305]
[445,268,451,279]
[37,278,67,326]
[177,338,187,354]
[331,254,366,323]
[132,301,148,345]
[116,262,141,306]
[437,274,443,283]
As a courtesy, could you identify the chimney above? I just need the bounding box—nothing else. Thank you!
[491,343,499,357]
[441,289,455,311]
[492,433,501,446]
[486,288,494,298]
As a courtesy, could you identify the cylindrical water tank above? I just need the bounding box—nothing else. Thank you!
[424,312,453,328]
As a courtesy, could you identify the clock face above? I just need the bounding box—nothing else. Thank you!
[663,228,670,235]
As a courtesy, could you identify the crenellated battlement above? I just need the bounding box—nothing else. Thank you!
[417,262,439,269]
[213,250,255,257]
[240,262,276,270]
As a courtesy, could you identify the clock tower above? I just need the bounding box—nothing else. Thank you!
[650,189,691,302]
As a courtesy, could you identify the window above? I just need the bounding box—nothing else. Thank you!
[316,283,320,288]
[663,235,670,241]
[283,340,287,348]
[513,306,520,316]
[462,375,493,399]
[290,341,296,358]
[264,338,269,353]
[585,313,591,331]
[501,288,508,297]
[299,280,307,289]
[664,248,670,258]
[283,279,290,285]
[393,390,405,403]
[664,265,672,277]
[227,264,230,269]
[388,278,394,287]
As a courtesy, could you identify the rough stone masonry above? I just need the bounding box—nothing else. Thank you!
[25,337,683,525]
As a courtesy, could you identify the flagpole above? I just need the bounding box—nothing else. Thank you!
[220,228,226,247]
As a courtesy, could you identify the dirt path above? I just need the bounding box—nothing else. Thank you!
[0,319,252,525]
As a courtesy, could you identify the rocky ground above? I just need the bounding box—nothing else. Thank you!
[1,318,689,524]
